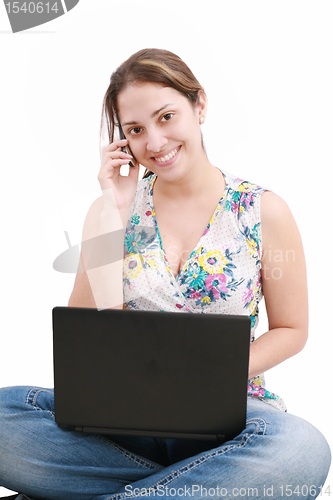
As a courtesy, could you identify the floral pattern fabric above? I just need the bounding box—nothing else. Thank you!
[123,169,286,411]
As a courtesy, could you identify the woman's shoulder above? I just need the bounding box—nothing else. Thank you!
[137,172,156,192]
[222,170,268,220]
[129,173,155,203]
[127,173,156,222]
[261,190,294,231]
[224,169,267,196]
[224,170,293,223]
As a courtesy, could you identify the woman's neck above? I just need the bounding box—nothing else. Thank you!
[153,158,224,203]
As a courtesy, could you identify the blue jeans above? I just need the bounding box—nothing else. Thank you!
[0,386,330,500]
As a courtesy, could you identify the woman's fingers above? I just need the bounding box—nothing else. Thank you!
[97,139,139,198]
[103,138,129,153]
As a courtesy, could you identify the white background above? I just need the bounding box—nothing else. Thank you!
[0,0,332,496]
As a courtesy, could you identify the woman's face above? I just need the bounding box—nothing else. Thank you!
[117,82,207,181]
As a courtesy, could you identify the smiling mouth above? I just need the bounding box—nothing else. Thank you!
[152,146,181,163]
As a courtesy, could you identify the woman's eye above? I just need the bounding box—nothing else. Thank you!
[161,113,174,122]
[129,127,142,135]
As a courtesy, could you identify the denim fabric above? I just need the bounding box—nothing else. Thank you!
[0,386,330,500]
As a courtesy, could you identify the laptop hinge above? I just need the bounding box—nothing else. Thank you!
[64,425,226,442]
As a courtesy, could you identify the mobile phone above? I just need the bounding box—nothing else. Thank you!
[118,123,136,168]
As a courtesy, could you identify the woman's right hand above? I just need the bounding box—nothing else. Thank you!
[98,139,140,213]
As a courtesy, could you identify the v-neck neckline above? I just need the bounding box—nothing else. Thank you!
[150,169,229,281]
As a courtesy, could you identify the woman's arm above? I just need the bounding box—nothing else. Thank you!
[68,253,98,308]
[68,139,140,310]
[68,195,124,310]
[248,191,308,379]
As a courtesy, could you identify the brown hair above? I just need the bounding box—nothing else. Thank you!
[100,48,205,179]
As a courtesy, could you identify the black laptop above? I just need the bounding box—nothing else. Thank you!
[52,307,251,443]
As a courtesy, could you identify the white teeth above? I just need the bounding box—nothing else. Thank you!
[155,147,179,162]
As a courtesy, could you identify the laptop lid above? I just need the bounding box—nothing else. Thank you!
[53,307,251,442]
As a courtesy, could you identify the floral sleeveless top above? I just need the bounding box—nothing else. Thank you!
[123,169,286,411]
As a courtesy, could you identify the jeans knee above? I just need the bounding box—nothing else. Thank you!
[0,386,33,446]
[279,414,331,487]
[0,386,54,413]
[304,421,331,483]
[0,385,30,410]
[0,385,23,416]
[0,386,55,448]
[0,386,55,490]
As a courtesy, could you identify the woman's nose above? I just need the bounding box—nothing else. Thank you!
[146,128,168,153]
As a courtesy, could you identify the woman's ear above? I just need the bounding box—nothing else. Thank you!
[196,90,208,122]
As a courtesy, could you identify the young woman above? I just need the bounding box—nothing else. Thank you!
[0,48,330,500]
